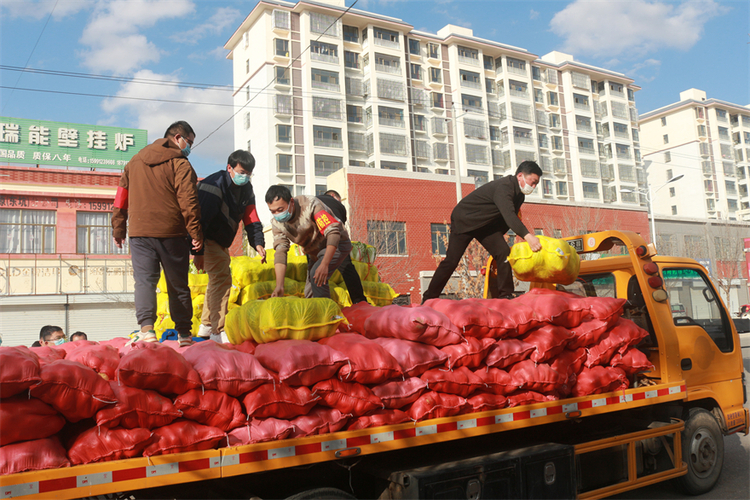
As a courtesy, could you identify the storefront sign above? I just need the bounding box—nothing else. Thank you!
[0,117,147,169]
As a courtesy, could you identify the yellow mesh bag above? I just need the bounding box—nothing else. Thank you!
[228,284,241,304]
[188,273,209,297]
[362,281,398,307]
[192,294,205,320]
[242,278,303,302]
[256,297,346,343]
[224,300,264,344]
[156,293,170,317]
[508,235,580,285]
[330,286,353,308]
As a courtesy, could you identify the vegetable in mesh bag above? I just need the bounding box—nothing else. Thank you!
[188,273,209,297]
[0,437,70,475]
[227,418,295,446]
[0,346,41,398]
[363,305,464,347]
[182,341,272,396]
[441,337,495,370]
[257,297,347,343]
[95,381,182,430]
[66,344,120,381]
[484,339,535,369]
[117,342,203,396]
[424,299,509,339]
[362,281,398,307]
[243,278,302,302]
[473,367,518,396]
[313,378,384,417]
[319,333,403,384]
[584,319,647,368]
[68,426,153,465]
[508,235,580,285]
[568,319,611,349]
[406,391,469,421]
[519,324,574,363]
[143,420,225,457]
[467,392,508,412]
[609,347,654,377]
[572,366,629,397]
[0,396,65,446]
[420,366,484,397]
[242,383,319,419]
[482,300,543,337]
[174,389,246,431]
[347,409,411,430]
[290,407,351,438]
[225,300,264,344]
[373,338,448,377]
[371,377,428,410]
[254,339,349,387]
[511,288,591,329]
[506,391,558,408]
[341,301,378,335]
[508,360,566,394]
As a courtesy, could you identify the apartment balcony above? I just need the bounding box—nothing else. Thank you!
[312,81,340,92]
[702,161,713,175]
[375,64,401,75]
[373,38,400,50]
[614,130,629,139]
[311,53,339,65]
[348,137,366,152]
[379,117,405,128]
[514,136,534,147]
[507,65,526,77]
[461,80,482,90]
[458,55,480,67]
[314,138,343,149]
[574,102,590,111]
[509,89,528,99]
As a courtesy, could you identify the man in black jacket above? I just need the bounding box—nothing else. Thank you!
[194,150,265,340]
[316,190,367,304]
[422,161,543,302]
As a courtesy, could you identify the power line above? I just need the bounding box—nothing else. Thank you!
[0,85,235,107]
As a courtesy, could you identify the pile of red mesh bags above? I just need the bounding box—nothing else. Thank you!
[0,289,654,475]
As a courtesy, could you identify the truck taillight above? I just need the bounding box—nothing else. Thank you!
[481,268,486,276]
[635,245,648,257]
[643,262,659,275]
[648,276,663,288]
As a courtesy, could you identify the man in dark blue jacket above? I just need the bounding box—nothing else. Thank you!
[194,150,265,340]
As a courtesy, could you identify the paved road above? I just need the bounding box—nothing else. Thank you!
[614,333,750,499]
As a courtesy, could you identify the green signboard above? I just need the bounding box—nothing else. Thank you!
[0,116,148,169]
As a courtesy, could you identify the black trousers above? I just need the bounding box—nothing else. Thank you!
[422,224,513,302]
[306,253,367,303]
[130,236,193,336]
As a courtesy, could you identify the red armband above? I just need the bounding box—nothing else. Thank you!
[114,187,128,209]
[243,204,260,225]
[314,210,335,235]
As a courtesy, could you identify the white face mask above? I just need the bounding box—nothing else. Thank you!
[519,176,535,195]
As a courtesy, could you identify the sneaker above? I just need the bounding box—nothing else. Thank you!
[219,331,230,344]
[197,324,214,339]
[178,335,194,348]
[209,333,222,343]
[127,330,157,345]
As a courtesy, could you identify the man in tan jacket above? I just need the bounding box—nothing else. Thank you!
[112,121,203,346]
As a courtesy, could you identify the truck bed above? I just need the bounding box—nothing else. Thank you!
[0,380,686,500]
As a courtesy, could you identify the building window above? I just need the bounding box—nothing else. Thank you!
[410,63,422,81]
[367,220,406,255]
[457,45,479,64]
[310,41,339,63]
[277,124,292,143]
[311,68,340,91]
[274,66,290,85]
[347,104,363,123]
[277,154,293,173]
[663,134,669,144]
[377,78,405,101]
[428,43,440,59]
[664,151,671,163]
[0,209,56,254]
[314,155,342,176]
[343,25,359,43]
[573,93,589,109]
[542,179,553,196]
[76,212,126,255]
[671,205,677,215]
[378,106,405,128]
[715,109,727,121]
[315,184,328,195]
[431,223,449,255]
[244,112,251,130]
[313,125,342,148]
[548,91,559,106]
[373,27,400,48]
[344,51,360,69]
[310,12,341,37]
[273,9,290,30]
[408,38,420,55]
[582,182,599,200]
[506,57,526,75]
[466,146,489,166]
[275,38,289,57]
[312,96,342,120]
[669,187,675,197]
[431,92,444,108]
[556,181,568,197]
[245,59,249,74]
[532,66,541,81]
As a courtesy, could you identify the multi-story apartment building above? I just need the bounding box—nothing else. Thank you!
[640,89,750,221]
[224,0,645,223]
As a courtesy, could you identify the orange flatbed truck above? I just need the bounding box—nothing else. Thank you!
[1,230,747,500]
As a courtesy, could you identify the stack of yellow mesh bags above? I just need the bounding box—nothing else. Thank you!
[154,242,397,338]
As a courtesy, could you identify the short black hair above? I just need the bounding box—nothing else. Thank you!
[324,190,341,199]
[265,185,292,204]
[515,160,543,177]
[70,332,88,341]
[40,325,64,341]
[164,121,195,139]
[228,150,255,172]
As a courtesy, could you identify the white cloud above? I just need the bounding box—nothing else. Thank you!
[550,0,727,59]
[176,6,241,45]
[530,9,539,20]
[0,0,87,19]
[101,70,234,170]
[78,0,195,74]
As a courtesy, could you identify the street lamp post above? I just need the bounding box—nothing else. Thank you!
[451,103,473,203]
[621,174,684,247]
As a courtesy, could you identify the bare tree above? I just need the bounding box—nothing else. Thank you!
[705,220,747,310]
[542,206,624,259]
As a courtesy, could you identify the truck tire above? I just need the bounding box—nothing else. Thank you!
[677,408,724,495]
[285,488,356,500]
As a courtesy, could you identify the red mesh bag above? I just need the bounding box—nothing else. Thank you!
[66,344,120,381]
[347,409,411,430]
[319,333,402,384]
[585,329,632,368]
[0,437,70,475]
[549,348,587,379]
[373,338,448,377]
[506,390,557,407]
[290,407,350,438]
[67,426,152,465]
[0,346,41,398]
[341,302,379,335]
[606,318,650,354]
[254,339,348,386]
[581,296,626,327]
[609,348,654,377]
[95,382,181,430]
[482,300,543,337]
[0,396,65,446]
[441,337,495,370]
[362,305,464,346]
[97,337,130,351]
[520,324,574,363]
[573,366,629,397]
[226,418,295,446]
[117,342,202,396]
[509,360,566,394]
[174,389,246,431]
[371,377,428,409]
[313,378,383,416]
[423,299,509,339]
[406,391,469,421]
[511,289,591,328]
[233,339,257,355]
[568,319,611,349]
[473,367,517,396]
[182,341,272,396]
[29,346,66,366]
[144,420,225,456]
[467,392,508,412]
[420,366,484,397]
[29,359,116,422]
[484,339,535,369]
[55,340,99,355]
[242,383,318,419]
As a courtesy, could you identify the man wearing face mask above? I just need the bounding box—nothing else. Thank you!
[265,185,352,299]
[422,161,543,302]
[112,121,203,347]
[193,150,265,341]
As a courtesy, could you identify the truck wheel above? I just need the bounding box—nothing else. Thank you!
[677,408,724,495]
[285,488,356,500]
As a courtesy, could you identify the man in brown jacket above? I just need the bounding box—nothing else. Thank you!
[112,121,203,346]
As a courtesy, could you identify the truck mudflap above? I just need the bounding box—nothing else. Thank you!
[0,381,687,500]
[725,407,750,436]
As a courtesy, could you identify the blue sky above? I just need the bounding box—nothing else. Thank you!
[1,0,747,177]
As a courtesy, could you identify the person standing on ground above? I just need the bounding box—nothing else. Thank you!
[422,161,543,302]
[193,150,266,341]
[112,121,203,347]
[314,190,367,304]
[265,185,352,299]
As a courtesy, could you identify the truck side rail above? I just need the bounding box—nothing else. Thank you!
[0,380,687,500]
